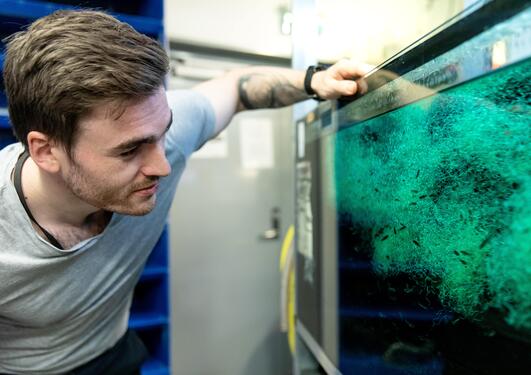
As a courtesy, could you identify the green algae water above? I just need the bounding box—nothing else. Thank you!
[333,58,530,334]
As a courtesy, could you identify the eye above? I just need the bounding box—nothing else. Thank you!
[120,147,139,158]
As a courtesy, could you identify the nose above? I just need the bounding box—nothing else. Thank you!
[140,142,171,178]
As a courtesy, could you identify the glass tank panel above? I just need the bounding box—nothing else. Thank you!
[296,1,530,374]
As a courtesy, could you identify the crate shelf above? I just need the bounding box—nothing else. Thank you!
[0,113,10,130]
[142,359,170,375]
[140,266,168,281]
[0,1,163,37]
[129,313,169,330]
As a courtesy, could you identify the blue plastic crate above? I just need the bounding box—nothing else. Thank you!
[0,128,15,149]
[0,0,163,37]
[131,277,168,317]
[137,326,170,375]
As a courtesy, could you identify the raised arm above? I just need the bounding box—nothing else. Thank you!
[193,60,372,135]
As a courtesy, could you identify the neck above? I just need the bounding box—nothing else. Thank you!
[21,156,105,228]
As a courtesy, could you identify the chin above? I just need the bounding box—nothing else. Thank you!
[123,206,155,216]
[106,198,156,216]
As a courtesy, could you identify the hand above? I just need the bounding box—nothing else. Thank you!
[311,60,374,100]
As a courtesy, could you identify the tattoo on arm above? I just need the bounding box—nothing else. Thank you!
[238,73,307,110]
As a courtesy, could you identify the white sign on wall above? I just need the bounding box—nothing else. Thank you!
[239,118,274,169]
[192,130,229,159]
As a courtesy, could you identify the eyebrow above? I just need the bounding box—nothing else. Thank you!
[110,111,173,154]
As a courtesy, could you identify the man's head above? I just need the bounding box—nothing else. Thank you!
[57,87,173,216]
[3,9,169,156]
[3,10,172,216]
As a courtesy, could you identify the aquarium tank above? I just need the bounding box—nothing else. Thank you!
[295,0,530,374]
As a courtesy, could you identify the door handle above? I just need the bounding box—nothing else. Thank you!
[261,207,280,240]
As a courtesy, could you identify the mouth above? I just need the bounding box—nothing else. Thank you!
[134,183,159,196]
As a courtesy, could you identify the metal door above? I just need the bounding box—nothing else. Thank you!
[168,101,294,375]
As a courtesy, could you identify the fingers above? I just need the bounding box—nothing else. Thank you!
[334,79,358,97]
[312,59,374,99]
[330,59,374,80]
[320,77,358,99]
[356,78,369,95]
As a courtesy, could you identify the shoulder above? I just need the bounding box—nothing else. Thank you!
[166,89,214,114]
[164,90,216,158]
[0,143,24,187]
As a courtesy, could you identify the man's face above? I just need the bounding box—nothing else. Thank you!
[59,87,172,216]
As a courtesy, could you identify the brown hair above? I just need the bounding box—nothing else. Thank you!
[3,10,169,156]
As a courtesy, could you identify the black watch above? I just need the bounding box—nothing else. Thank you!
[304,65,327,101]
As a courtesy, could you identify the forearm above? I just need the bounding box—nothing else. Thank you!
[236,66,309,110]
[193,60,371,135]
[193,66,311,134]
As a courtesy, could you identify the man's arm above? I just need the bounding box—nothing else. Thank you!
[193,60,372,135]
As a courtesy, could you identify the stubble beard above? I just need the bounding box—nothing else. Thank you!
[64,162,157,216]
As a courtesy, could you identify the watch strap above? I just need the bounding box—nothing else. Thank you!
[304,65,326,100]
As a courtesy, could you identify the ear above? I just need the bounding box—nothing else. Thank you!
[26,131,64,173]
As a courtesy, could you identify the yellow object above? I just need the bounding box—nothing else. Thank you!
[279,225,295,270]
[279,225,296,355]
[288,266,296,354]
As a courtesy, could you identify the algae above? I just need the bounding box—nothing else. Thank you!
[334,59,531,332]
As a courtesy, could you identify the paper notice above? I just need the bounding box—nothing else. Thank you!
[192,130,228,159]
[239,118,274,169]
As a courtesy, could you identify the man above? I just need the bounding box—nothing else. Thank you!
[0,10,370,375]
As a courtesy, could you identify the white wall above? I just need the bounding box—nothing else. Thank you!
[312,0,464,64]
[164,0,292,58]
[165,0,464,65]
